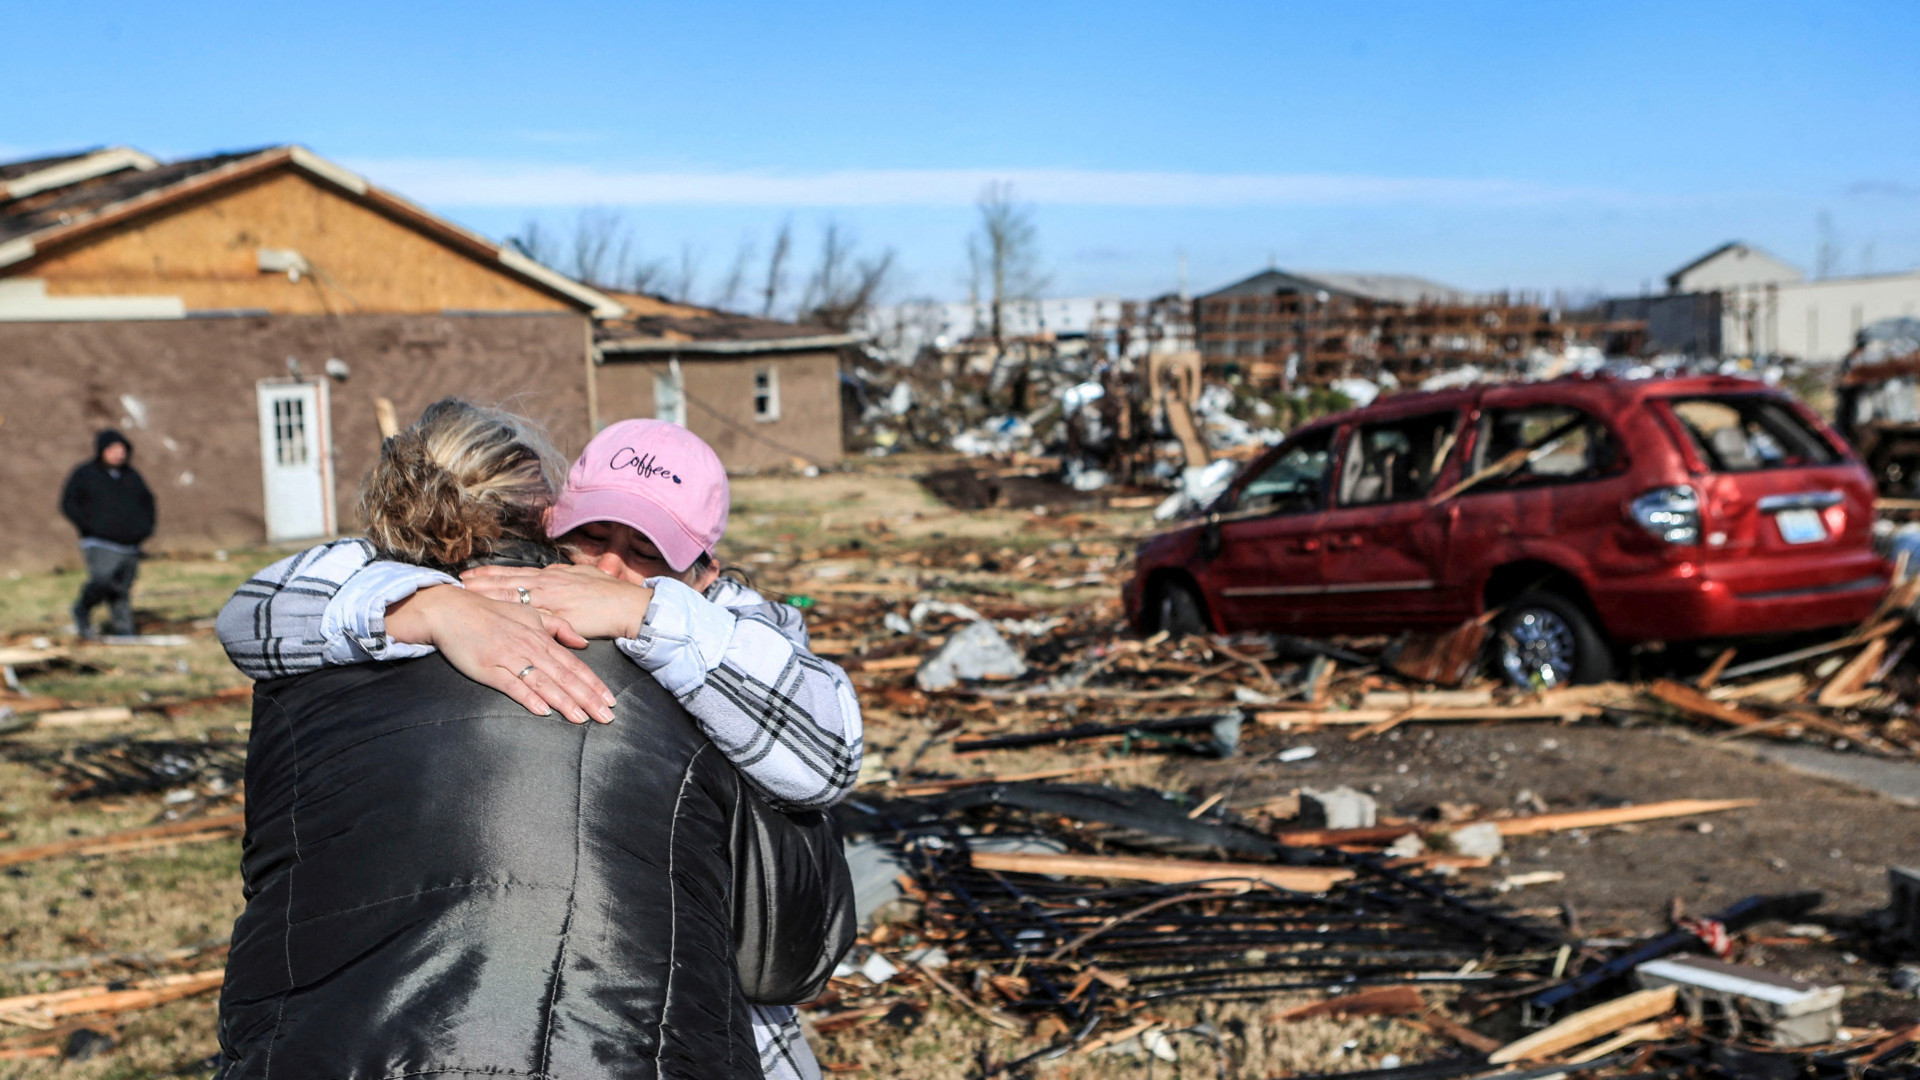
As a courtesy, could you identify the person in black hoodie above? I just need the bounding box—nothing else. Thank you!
[60,429,155,638]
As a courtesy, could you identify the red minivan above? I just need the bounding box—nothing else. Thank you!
[1123,375,1890,686]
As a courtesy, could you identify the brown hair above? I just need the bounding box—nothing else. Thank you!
[360,398,566,572]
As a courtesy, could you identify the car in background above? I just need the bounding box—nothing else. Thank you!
[1123,375,1889,687]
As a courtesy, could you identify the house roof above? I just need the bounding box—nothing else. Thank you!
[1199,267,1470,305]
[1663,241,1803,291]
[0,144,624,318]
[596,290,857,355]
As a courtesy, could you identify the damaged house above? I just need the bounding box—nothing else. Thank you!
[0,145,623,568]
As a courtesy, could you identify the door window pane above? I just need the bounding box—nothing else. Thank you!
[1338,412,1458,506]
[273,398,309,466]
[1669,396,1837,472]
[1473,405,1620,489]
[1236,430,1333,516]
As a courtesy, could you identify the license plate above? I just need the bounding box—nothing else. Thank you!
[1775,508,1828,544]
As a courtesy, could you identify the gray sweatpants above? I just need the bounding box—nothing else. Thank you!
[75,545,140,637]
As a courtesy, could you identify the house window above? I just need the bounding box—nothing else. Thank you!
[654,369,686,426]
[753,366,780,421]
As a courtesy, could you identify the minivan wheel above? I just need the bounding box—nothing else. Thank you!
[1493,591,1613,689]
[1154,580,1210,638]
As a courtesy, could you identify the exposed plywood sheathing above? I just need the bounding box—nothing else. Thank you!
[27,169,572,315]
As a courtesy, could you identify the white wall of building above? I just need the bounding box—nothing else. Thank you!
[1672,244,1803,293]
[1720,272,1920,361]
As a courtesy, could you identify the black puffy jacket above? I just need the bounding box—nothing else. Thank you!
[216,642,854,1080]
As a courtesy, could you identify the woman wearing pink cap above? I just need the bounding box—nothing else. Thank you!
[219,414,860,1080]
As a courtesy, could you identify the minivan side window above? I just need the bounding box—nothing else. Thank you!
[1236,429,1333,516]
[1337,412,1458,507]
[1473,405,1622,489]
[1669,396,1839,472]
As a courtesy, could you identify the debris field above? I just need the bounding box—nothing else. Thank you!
[0,458,1916,1077]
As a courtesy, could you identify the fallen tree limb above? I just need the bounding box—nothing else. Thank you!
[968,850,1353,892]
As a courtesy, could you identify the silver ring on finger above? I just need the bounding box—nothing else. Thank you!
[517,586,533,605]
[516,664,536,679]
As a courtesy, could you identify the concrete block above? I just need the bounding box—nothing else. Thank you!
[1447,822,1505,859]
[1636,954,1842,1047]
[1299,786,1377,830]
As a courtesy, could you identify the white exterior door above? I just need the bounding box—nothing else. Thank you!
[256,379,336,542]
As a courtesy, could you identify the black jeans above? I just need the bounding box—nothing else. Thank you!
[75,545,140,636]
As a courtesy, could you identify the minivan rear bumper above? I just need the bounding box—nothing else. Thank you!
[1593,552,1891,643]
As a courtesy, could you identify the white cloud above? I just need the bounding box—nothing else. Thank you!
[343,158,1615,210]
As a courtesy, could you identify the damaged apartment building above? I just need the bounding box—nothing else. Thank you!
[0,145,847,568]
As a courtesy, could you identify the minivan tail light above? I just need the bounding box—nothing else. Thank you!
[1630,486,1700,545]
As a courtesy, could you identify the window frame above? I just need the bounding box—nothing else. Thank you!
[1229,427,1337,518]
[653,367,687,426]
[752,365,781,422]
[1662,394,1841,474]
[1333,409,1462,509]
[1465,402,1628,494]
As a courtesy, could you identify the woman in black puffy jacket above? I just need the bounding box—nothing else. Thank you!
[215,400,853,1080]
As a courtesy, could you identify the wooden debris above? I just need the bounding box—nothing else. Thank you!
[1386,619,1489,687]
[1696,647,1736,690]
[1487,985,1678,1064]
[0,812,244,869]
[1402,1010,1502,1054]
[1816,639,1887,707]
[1277,985,1425,1022]
[1646,680,1769,731]
[1256,704,1594,729]
[0,968,225,1027]
[966,851,1354,892]
[33,706,136,727]
[891,758,1136,795]
[1275,798,1756,847]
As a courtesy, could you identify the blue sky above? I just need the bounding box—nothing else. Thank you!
[7,0,1919,307]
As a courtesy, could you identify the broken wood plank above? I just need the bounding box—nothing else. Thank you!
[33,706,136,727]
[1276,799,1755,847]
[1710,674,1806,703]
[967,851,1353,893]
[1256,704,1594,728]
[1359,689,1494,710]
[0,647,68,667]
[1646,680,1769,730]
[1696,648,1736,690]
[1487,985,1677,1064]
[0,969,224,1027]
[1817,639,1887,707]
[1277,985,1425,1022]
[1349,704,1429,741]
[1490,799,1756,836]
[1402,1010,1502,1054]
[0,812,245,870]
[1716,618,1902,681]
[890,759,1137,795]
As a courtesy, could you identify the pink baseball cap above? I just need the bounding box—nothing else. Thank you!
[547,420,729,572]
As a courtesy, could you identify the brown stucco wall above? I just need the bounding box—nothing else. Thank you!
[0,312,591,570]
[592,350,844,471]
[26,167,573,315]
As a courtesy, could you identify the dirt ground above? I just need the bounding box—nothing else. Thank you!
[2,454,1917,1076]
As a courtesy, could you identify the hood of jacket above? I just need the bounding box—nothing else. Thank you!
[93,429,131,463]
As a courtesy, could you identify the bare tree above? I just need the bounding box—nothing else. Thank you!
[506,219,560,266]
[761,218,793,318]
[666,243,704,304]
[712,238,754,311]
[968,181,1049,351]
[570,208,633,288]
[798,219,895,331]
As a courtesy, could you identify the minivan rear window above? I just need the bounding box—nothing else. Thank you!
[1668,396,1838,472]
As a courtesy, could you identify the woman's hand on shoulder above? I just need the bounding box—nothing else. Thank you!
[386,585,616,725]
[461,564,655,641]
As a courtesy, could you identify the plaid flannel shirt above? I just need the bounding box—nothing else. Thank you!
[216,538,860,1080]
